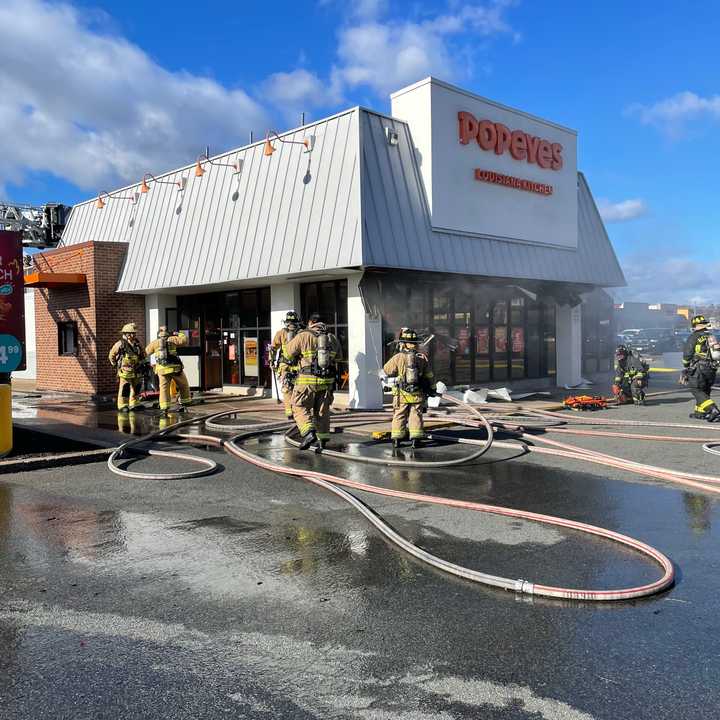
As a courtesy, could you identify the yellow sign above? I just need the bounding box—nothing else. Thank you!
[243,337,258,377]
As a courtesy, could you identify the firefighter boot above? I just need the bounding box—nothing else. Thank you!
[705,406,720,423]
[411,438,423,449]
[299,430,318,450]
[392,438,402,449]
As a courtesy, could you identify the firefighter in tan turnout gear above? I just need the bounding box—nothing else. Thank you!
[284,313,342,450]
[271,311,302,419]
[382,328,437,448]
[108,323,146,412]
[145,327,192,414]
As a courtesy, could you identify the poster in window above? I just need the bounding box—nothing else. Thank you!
[243,337,258,377]
[512,328,525,354]
[495,326,507,353]
[475,327,489,355]
[457,326,470,355]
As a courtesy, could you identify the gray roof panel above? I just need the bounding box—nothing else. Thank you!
[61,105,624,292]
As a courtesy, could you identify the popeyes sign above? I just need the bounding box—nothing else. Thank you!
[458,111,563,171]
[391,78,578,249]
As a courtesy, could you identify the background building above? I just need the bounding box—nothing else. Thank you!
[28,77,625,405]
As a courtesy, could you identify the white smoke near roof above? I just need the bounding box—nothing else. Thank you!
[0,0,269,194]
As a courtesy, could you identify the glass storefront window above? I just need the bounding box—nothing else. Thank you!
[300,279,350,387]
[526,303,541,378]
[510,298,525,379]
[544,304,557,376]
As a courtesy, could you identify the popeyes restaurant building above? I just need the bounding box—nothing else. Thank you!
[30,77,624,406]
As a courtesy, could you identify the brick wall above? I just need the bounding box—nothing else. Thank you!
[34,241,146,396]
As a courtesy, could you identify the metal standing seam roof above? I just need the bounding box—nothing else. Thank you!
[60,105,625,292]
[60,108,362,293]
[359,109,626,287]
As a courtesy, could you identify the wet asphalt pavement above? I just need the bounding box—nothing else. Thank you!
[2,385,720,719]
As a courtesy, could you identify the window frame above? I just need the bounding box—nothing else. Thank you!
[58,321,78,357]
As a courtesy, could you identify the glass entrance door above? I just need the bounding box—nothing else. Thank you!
[222,330,241,385]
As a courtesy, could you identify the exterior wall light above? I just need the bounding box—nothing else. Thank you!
[195,150,243,177]
[263,130,315,158]
[140,172,186,193]
[385,127,399,146]
[95,191,139,209]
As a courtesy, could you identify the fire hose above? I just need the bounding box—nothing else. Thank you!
[108,401,677,602]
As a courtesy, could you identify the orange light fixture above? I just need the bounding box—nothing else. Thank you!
[140,176,150,193]
[95,195,106,209]
[195,158,205,177]
[263,129,314,158]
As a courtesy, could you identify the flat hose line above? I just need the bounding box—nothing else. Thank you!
[221,426,674,602]
[108,405,675,602]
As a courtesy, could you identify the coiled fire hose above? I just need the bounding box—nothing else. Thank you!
[107,402,676,602]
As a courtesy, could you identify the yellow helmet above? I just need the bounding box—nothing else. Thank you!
[121,323,137,334]
[157,326,169,338]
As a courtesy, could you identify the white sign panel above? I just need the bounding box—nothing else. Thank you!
[391,78,578,248]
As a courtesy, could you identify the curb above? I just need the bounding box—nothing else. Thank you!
[0,447,114,475]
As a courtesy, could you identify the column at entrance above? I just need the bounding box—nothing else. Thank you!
[270,282,301,401]
[555,303,583,387]
[145,294,177,344]
[347,273,383,410]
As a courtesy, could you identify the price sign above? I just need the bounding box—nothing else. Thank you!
[0,231,25,373]
[0,334,23,372]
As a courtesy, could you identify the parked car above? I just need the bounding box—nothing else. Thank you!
[626,328,675,355]
[672,329,691,351]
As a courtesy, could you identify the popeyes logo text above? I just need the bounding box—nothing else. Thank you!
[458,111,563,171]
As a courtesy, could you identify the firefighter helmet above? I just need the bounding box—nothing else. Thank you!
[157,326,170,338]
[307,313,322,325]
[285,311,299,323]
[399,328,419,344]
[691,314,710,329]
[121,323,137,334]
[615,344,629,359]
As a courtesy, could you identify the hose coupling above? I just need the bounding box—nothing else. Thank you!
[514,579,534,595]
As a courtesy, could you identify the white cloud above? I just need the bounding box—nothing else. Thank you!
[597,198,648,223]
[262,68,342,121]
[0,0,270,194]
[619,254,720,304]
[627,91,720,137]
[334,1,518,97]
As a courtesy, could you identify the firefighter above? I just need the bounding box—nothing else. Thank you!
[612,344,648,406]
[108,323,146,412]
[145,327,192,414]
[381,328,437,448]
[284,313,341,450]
[682,315,720,422]
[271,311,301,420]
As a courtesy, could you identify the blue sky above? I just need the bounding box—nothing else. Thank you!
[2,0,719,302]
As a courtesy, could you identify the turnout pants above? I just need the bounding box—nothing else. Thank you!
[278,364,296,419]
[158,370,191,410]
[117,376,142,410]
[618,376,646,403]
[391,397,424,439]
[689,365,717,415]
[291,385,334,440]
